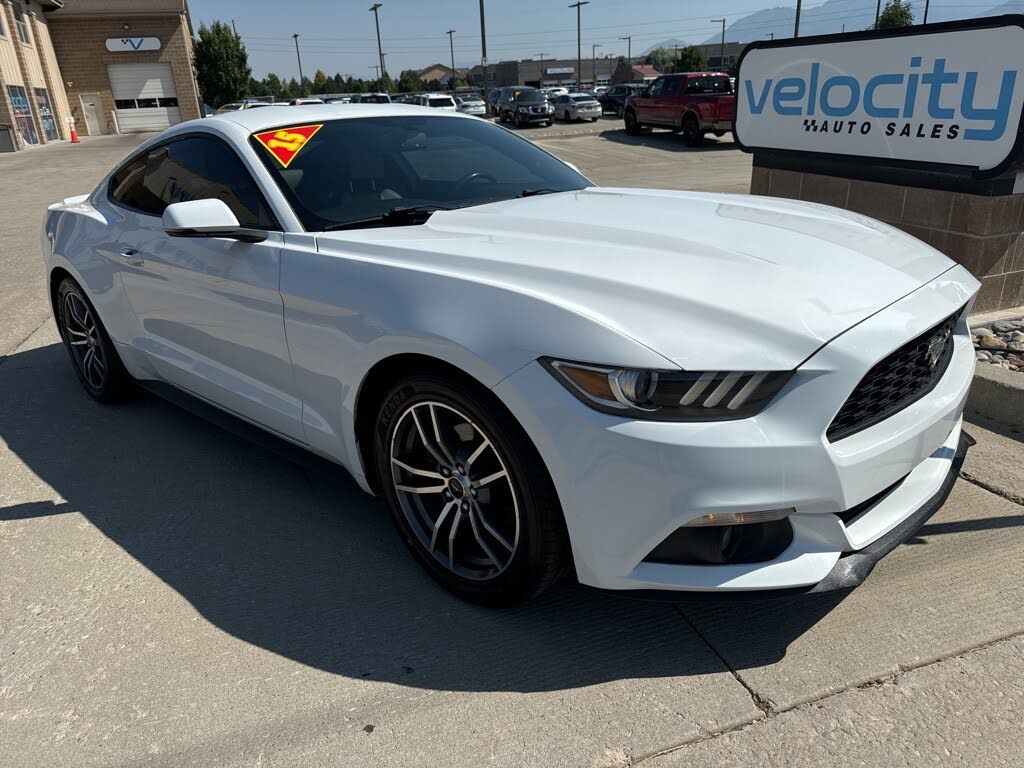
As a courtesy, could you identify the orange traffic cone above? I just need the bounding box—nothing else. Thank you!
[69,125,80,143]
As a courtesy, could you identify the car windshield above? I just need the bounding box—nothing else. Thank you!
[251,115,588,231]
[516,91,545,103]
[429,96,455,107]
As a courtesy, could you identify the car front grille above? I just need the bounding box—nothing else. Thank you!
[826,307,963,442]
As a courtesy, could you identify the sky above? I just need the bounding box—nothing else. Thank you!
[188,0,1003,80]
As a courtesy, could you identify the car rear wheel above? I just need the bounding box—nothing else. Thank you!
[374,374,566,605]
[682,114,704,147]
[55,277,134,403]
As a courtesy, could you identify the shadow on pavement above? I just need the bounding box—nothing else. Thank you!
[3,341,851,692]
[599,128,739,153]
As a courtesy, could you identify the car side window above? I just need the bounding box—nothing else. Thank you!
[686,77,708,94]
[141,136,277,229]
[648,77,667,97]
[109,155,165,215]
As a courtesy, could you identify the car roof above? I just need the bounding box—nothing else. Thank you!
[205,103,471,132]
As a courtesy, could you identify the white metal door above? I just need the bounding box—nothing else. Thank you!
[80,93,103,135]
[107,63,182,132]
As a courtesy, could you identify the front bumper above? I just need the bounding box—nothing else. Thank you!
[515,110,553,123]
[492,266,978,594]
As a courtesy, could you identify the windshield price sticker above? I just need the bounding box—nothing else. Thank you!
[253,124,324,168]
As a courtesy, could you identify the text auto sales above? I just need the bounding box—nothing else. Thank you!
[744,57,1018,142]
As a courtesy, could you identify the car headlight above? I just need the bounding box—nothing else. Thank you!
[542,359,792,421]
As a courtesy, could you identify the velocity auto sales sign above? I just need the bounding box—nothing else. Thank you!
[734,17,1024,176]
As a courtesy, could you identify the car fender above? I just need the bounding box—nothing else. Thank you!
[280,237,676,477]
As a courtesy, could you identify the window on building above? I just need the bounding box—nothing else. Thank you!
[34,88,59,141]
[13,1,31,45]
[0,9,7,39]
[6,85,39,145]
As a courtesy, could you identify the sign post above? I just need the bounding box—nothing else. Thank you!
[736,16,1024,313]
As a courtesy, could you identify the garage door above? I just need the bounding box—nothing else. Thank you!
[108,63,182,132]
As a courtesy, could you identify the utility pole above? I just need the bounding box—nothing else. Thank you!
[371,64,381,78]
[569,1,589,92]
[842,23,846,33]
[231,19,237,35]
[292,34,305,91]
[479,0,489,103]
[619,35,631,64]
[794,0,802,37]
[446,29,457,92]
[592,43,601,90]
[924,0,930,23]
[769,32,774,40]
[537,53,545,86]
[875,0,882,27]
[711,19,725,71]
[369,4,387,88]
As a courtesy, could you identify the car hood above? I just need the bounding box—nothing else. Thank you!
[316,187,955,370]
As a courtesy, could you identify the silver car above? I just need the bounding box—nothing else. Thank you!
[553,93,602,122]
[455,96,487,117]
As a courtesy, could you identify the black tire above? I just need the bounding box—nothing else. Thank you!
[373,374,566,605]
[55,277,134,403]
[682,114,704,147]
[563,111,571,122]
[624,108,645,135]
[713,130,725,137]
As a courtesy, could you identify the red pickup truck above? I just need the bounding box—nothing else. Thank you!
[624,72,735,146]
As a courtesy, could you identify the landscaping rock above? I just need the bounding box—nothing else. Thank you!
[974,326,995,337]
[980,335,1008,350]
[992,320,1016,333]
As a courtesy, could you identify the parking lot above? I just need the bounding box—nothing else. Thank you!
[1,128,1022,768]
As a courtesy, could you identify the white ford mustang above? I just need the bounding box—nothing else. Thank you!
[43,104,978,604]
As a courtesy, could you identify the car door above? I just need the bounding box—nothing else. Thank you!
[684,76,712,128]
[635,77,667,124]
[109,134,305,442]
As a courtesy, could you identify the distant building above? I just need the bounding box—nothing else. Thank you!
[693,41,746,71]
[611,63,661,84]
[479,55,620,90]
[417,63,468,88]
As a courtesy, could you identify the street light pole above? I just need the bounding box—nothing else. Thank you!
[711,18,725,71]
[369,4,386,88]
[592,43,601,90]
[537,53,545,86]
[446,29,457,93]
[794,0,802,38]
[479,0,489,101]
[292,33,305,91]
[618,35,631,64]
[875,0,882,27]
[569,1,589,92]
[924,0,930,23]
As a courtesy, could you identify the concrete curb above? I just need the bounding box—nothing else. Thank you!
[967,363,1024,431]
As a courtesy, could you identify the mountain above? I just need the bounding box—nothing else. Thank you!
[698,0,1012,45]
[640,37,691,56]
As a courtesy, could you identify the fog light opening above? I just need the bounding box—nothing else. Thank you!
[684,508,794,527]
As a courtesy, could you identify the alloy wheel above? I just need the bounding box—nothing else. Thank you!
[62,291,107,390]
[389,401,520,581]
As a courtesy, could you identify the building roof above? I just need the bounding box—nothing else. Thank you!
[47,0,187,15]
[632,65,661,78]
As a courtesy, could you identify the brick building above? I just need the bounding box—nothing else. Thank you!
[0,0,73,151]
[47,0,201,137]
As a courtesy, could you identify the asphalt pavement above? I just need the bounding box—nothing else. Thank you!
[1,127,1022,768]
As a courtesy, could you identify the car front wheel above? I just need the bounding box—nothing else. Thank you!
[374,374,566,605]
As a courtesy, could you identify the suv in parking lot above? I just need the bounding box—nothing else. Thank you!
[624,72,735,146]
[598,83,646,116]
[497,87,553,128]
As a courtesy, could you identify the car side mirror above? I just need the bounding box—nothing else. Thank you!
[162,199,267,243]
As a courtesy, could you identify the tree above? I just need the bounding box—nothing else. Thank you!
[674,46,707,73]
[397,69,424,93]
[644,47,674,73]
[313,69,330,93]
[875,0,914,29]
[193,21,252,107]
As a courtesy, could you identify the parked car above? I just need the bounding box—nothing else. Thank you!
[44,103,977,604]
[487,88,502,116]
[497,87,552,127]
[598,83,646,116]
[325,97,352,104]
[592,85,609,94]
[455,96,487,117]
[352,92,392,104]
[411,93,458,111]
[624,72,735,146]
[290,98,325,106]
[214,100,268,114]
[553,93,601,122]
[539,86,569,101]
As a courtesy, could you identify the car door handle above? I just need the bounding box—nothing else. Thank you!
[119,248,145,267]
